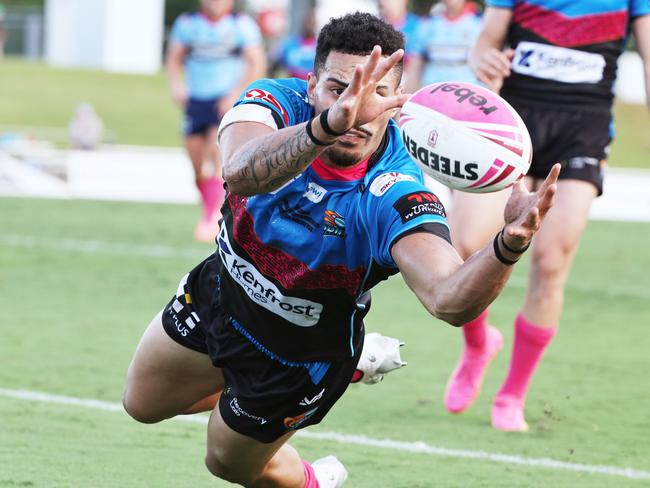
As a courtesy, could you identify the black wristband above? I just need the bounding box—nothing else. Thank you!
[305,117,334,146]
[319,108,347,136]
[493,232,519,266]
[500,228,530,254]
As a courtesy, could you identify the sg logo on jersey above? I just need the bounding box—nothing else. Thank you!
[245,88,289,126]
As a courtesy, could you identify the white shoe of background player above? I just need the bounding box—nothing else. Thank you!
[353,332,407,385]
[312,455,348,488]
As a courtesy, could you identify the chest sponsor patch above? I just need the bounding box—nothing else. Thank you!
[218,226,322,326]
[512,41,605,84]
[393,191,446,223]
[369,172,416,197]
[303,181,327,203]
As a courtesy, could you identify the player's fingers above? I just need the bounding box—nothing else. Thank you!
[537,183,557,218]
[346,64,364,95]
[362,45,382,85]
[380,93,410,112]
[487,51,511,76]
[373,49,404,82]
[538,163,561,194]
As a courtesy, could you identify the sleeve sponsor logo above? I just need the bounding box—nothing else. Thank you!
[393,191,447,223]
[218,226,322,326]
[512,41,605,84]
[369,172,417,197]
[244,88,290,125]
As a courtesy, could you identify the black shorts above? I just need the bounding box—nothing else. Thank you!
[509,100,611,196]
[161,255,363,443]
[183,98,222,136]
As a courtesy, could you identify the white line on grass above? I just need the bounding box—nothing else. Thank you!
[1,388,649,481]
[2,234,649,301]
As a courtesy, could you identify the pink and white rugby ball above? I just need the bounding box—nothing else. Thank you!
[399,81,532,193]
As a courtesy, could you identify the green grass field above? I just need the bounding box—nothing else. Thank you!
[1,58,649,167]
[1,197,649,487]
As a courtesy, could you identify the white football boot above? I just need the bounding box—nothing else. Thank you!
[312,455,348,488]
[353,332,407,385]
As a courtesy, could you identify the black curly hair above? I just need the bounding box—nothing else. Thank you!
[314,12,405,80]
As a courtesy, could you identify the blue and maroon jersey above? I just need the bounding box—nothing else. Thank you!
[488,0,650,109]
[216,78,450,362]
[277,35,316,80]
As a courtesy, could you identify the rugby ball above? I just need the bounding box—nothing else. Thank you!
[399,81,532,193]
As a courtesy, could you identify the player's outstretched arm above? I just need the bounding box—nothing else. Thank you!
[393,164,560,326]
[221,46,409,196]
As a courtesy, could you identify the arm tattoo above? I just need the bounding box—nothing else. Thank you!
[226,122,323,195]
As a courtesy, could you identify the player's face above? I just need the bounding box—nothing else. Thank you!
[201,0,233,18]
[309,51,402,167]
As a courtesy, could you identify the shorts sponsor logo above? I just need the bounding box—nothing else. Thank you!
[299,388,325,406]
[229,397,268,425]
[284,407,319,430]
[303,182,327,203]
[394,191,447,223]
[402,132,479,181]
[218,226,322,327]
[279,199,320,231]
[567,157,599,169]
[323,209,346,238]
[244,88,290,125]
[429,82,499,115]
[512,41,605,84]
[369,172,416,197]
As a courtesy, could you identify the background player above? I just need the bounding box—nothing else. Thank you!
[166,0,266,242]
[124,13,559,487]
[405,0,482,92]
[443,0,650,431]
[270,9,317,80]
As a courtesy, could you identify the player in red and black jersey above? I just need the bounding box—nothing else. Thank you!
[443,0,650,431]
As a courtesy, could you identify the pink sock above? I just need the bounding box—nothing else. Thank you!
[197,177,225,221]
[302,460,319,488]
[496,313,557,401]
[463,309,489,350]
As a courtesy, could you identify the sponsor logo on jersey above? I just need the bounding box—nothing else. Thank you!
[279,199,320,231]
[369,172,416,197]
[218,226,322,326]
[303,181,327,203]
[229,397,268,425]
[402,133,479,181]
[512,41,605,84]
[284,407,319,430]
[244,88,290,125]
[393,191,447,223]
[323,209,346,238]
[299,388,325,406]
[429,82,498,115]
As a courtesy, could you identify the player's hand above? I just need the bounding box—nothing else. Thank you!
[502,163,560,250]
[472,48,514,93]
[171,84,188,107]
[326,45,410,133]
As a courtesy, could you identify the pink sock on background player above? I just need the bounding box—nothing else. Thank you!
[302,460,319,488]
[496,313,557,401]
[463,309,489,349]
[198,177,225,221]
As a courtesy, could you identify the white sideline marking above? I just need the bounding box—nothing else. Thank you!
[2,234,649,301]
[1,388,649,481]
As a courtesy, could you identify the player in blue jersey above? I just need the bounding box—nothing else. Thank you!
[271,9,317,80]
[166,0,266,242]
[124,13,559,487]
[377,0,421,62]
[405,0,483,92]
[442,0,650,431]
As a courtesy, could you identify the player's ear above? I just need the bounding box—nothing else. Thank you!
[307,72,317,105]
